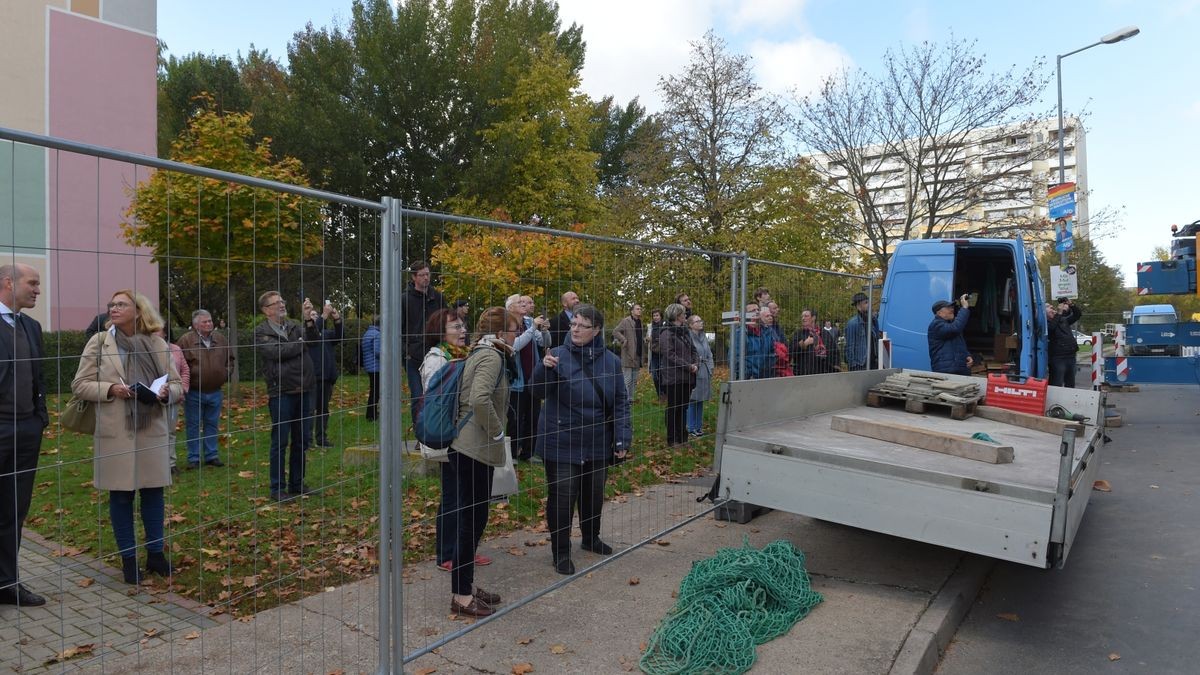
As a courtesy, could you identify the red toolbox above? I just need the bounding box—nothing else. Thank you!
[985,374,1049,415]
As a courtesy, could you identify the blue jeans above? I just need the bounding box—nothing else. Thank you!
[185,389,223,464]
[109,488,165,558]
[686,400,705,434]
[268,392,312,492]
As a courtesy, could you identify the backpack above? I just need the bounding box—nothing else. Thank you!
[415,351,502,450]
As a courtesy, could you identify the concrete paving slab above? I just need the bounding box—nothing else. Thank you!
[94,480,984,674]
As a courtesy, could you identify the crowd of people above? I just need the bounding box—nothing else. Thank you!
[1,256,889,612]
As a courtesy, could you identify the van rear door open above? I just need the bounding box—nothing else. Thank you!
[880,238,1047,378]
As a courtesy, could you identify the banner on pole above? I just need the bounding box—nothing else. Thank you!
[1048,182,1077,221]
[1049,264,1078,299]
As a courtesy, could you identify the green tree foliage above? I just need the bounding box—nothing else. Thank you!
[1037,239,1131,328]
[451,34,600,226]
[257,0,585,208]
[157,53,250,157]
[124,105,326,394]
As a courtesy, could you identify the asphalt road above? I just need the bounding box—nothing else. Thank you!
[937,382,1200,674]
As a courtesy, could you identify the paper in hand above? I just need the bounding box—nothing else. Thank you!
[134,373,169,404]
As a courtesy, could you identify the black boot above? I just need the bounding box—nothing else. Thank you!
[122,556,141,584]
[553,556,575,575]
[146,551,174,577]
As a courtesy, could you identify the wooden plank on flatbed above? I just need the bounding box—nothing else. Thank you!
[975,405,1084,435]
[830,414,1015,464]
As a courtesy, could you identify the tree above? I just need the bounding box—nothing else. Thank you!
[628,32,785,270]
[157,53,251,157]
[796,37,1053,276]
[590,96,650,195]
[451,34,600,226]
[1037,239,1131,329]
[429,223,592,308]
[123,105,324,397]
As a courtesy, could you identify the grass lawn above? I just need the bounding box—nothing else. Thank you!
[30,370,721,617]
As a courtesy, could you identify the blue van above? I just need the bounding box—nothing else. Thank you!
[878,238,1048,378]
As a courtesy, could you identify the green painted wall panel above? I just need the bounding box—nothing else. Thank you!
[0,142,47,253]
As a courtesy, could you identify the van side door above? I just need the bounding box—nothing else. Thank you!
[1024,244,1049,379]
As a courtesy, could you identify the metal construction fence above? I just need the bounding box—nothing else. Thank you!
[0,125,872,673]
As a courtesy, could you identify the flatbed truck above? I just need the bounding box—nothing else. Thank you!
[714,369,1104,569]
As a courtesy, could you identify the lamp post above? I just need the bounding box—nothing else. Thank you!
[1055,25,1139,265]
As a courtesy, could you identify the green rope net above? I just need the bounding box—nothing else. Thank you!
[639,538,824,675]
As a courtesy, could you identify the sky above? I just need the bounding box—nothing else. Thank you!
[156,0,1200,285]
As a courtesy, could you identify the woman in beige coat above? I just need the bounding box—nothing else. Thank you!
[446,306,519,618]
[72,290,183,584]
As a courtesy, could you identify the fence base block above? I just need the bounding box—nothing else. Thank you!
[713,500,770,524]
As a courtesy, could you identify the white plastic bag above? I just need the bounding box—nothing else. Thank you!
[491,438,519,498]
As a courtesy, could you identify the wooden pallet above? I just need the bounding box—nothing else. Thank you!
[866,390,977,420]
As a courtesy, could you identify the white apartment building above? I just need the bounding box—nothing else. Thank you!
[814,116,1089,253]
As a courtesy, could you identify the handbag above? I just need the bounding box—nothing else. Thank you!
[61,332,107,434]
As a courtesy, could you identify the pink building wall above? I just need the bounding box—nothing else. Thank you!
[47,9,159,331]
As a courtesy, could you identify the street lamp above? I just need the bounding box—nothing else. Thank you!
[1055,25,1139,263]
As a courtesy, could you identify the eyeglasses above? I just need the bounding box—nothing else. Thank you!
[570,322,595,330]
[264,299,286,308]
[107,301,132,310]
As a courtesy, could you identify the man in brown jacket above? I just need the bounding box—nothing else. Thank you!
[612,303,644,401]
[177,309,234,468]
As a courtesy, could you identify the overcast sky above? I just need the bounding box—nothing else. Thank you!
[157,0,1200,285]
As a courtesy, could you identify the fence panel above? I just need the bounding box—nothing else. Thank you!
[1,128,384,673]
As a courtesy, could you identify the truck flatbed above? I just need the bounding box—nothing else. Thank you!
[716,369,1105,568]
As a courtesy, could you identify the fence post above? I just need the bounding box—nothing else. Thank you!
[738,253,749,381]
[377,197,405,674]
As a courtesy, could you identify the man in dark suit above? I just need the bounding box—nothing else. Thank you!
[548,290,580,347]
[0,263,49,606]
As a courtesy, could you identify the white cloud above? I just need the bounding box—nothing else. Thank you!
[557,0,714,112]
[557,0,854,111]
[749,36,854,99]
[726,0,810,31]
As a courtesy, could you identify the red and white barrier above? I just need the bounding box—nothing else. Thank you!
[1091,332,1103,389]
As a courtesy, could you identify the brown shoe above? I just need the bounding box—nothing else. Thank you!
[473,587,500,605]
[451,596,494,617]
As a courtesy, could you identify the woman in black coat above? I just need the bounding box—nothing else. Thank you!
[657,303,698,446]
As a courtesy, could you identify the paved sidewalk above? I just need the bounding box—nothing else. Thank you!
[1,531,227,673]
[92,481,989,674]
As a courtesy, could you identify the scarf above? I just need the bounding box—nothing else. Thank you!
[112,330,165,431]
[437,341,469,360]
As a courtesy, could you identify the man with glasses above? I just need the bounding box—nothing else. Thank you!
[254,291,318,502]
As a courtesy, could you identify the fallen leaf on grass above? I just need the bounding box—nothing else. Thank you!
[52,546,84,558]
[243,575,259,588]
[1092,480,1112,492]
[512,664,534,674]
[996,612,1020,622]
[45,643,95,664]
[238,471,255,479]
[1108,652,1121,661]
[76,577,94,588]
[168,513,186,523]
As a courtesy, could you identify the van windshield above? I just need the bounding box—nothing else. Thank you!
[1133,314,1177,324]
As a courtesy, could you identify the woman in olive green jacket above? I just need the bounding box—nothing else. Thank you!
[447,306,521,618]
